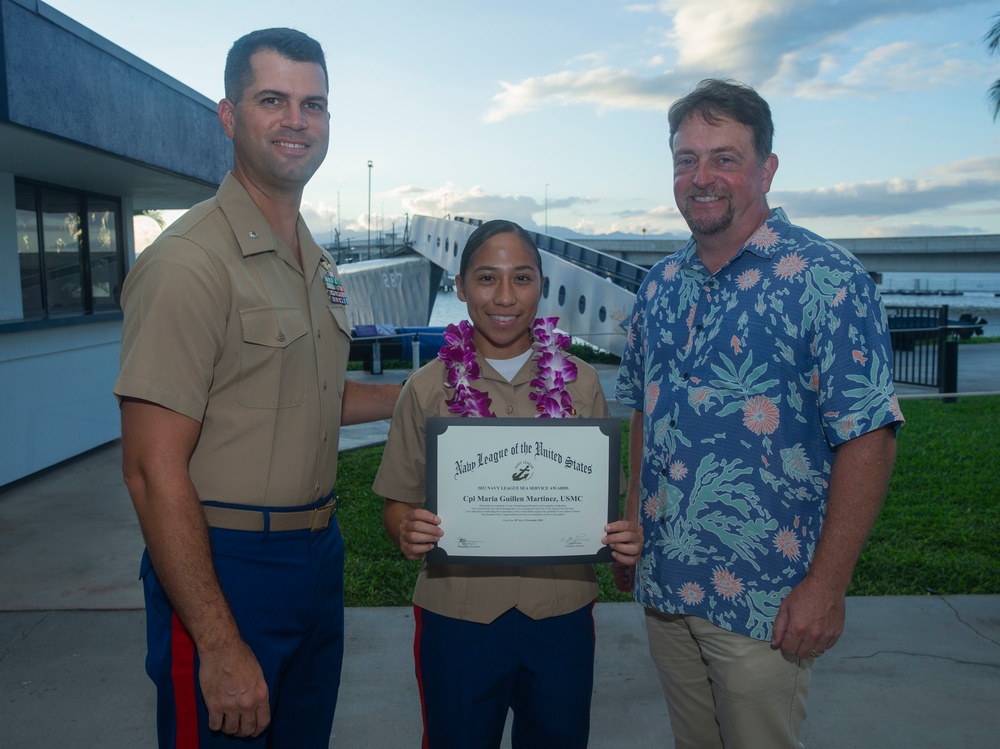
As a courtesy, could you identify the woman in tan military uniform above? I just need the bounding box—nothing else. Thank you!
[373,219,641,749]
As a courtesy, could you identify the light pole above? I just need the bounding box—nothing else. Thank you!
[367,160,373,260]
[544,183,549,234]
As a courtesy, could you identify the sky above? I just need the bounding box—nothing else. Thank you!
[45,0,1000,246]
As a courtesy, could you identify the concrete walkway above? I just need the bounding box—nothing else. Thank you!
[2,349,1000,747]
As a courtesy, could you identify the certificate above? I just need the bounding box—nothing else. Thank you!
[425,417,620,565]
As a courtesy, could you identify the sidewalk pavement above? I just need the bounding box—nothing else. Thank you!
[2,351,999,747]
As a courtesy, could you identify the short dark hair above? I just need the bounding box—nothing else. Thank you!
[668,78,774,163]
[224,28,328,102]
[459,220,542,279]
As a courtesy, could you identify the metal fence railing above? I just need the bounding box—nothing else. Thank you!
[886,305,959,395]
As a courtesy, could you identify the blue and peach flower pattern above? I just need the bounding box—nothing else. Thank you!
[615,208,904,641]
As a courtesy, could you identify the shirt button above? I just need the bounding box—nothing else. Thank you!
[323,380,328,390]
[505,405,513,414]
[323,432,328,443]
[317,330,322,339]
[682,372,690,380]
[277,333,286,342]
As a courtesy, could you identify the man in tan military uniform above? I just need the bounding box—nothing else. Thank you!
[115,28,398,748]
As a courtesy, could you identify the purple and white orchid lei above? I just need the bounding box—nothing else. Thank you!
[438,317,577,419]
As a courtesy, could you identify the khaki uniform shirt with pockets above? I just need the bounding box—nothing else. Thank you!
[373,352,611,624]
[115,173,352,507]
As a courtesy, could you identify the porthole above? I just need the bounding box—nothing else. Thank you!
[578,295,586,314]
[558,285,566,305]
[542,278,550,299]
[599,306,607,323]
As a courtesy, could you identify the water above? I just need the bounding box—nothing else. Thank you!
[429,289,469,327]
[878,272,1000,336]
[879,271,1000,297]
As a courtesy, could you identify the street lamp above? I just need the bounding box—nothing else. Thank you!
[544,183,549,234]
[367,160,373,260]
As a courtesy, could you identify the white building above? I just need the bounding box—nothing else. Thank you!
[0,0,230,485]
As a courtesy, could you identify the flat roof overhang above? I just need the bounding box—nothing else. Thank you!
[1,0,231,208]
[0,122,220,209]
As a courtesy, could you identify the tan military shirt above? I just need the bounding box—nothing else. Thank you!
[373,352,611,624]
[115,173,351,507]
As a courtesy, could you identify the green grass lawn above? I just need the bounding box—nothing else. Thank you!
[851,395,1000,596]
[336,395,1000,607]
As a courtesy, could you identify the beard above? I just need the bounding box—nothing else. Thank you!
[679,194,734,236]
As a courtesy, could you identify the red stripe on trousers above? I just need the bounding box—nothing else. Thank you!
[413,606,430,749]
[171,613,199,748]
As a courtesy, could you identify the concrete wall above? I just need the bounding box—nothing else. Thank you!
[0,321,122,485]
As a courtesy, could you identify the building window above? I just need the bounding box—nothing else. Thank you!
[87,197,122,311]
[15,180,124,318]
[15,184,43,316]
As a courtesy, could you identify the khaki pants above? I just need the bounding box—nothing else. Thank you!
[645,608,811,749]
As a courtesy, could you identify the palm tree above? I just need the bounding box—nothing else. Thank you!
[134,209,166,229]
[986,13,1000,120]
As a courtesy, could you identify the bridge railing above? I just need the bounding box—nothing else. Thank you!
[453,216,649,293]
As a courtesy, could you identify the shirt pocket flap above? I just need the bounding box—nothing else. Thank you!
[329,304,353,341]
[240,306,309,348]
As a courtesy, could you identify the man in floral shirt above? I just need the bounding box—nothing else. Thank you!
[615,78,903,748]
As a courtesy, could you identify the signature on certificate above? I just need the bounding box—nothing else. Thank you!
[561,533,590,548]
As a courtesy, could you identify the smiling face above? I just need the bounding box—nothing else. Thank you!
[672,113,778,269]
[218,49,330,197]
[455,231,544,360]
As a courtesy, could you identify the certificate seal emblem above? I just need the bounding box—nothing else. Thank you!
[511,461,534,482]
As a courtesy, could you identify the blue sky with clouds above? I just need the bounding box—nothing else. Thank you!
[47,0,1000,243]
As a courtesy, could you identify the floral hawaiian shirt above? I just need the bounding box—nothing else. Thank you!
[615,207,904,641]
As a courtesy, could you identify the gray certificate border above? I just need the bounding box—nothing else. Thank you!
[425,417,620,566]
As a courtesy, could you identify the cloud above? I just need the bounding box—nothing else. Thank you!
[782,41,987,99]
[485,68,684,122]
[132,209,186,252]
[857,223,988,237]
[484,0,987,121]
[390,185,684,237]
[342,155,1000,241]
[576,203,687,236]
[771,156,1000,219]
[392,184,598,229]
